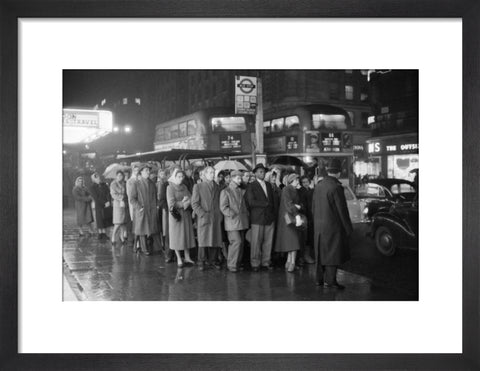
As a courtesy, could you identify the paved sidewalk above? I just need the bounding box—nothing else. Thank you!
[63,209,416,301]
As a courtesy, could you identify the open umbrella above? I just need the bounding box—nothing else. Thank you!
[214,160,248,171]
[270,155,307,168]
[103,163,131,179]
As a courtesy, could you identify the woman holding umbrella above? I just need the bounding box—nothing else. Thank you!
[110,170,129,244]
[72,176,94,236]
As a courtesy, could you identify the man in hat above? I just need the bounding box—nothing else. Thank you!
[192,166,224,270]
[182,165,195,194]
[312,159,353,289]
[245,163,277,271]
[220,170,249,272]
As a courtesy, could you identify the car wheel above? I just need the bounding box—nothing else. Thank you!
[375,226,396,256]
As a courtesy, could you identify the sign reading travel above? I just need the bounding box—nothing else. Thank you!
[235,75,257,115]
[63,109,113,144]
[219,133,242,150]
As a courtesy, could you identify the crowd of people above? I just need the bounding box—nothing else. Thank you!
[71,158,353,288]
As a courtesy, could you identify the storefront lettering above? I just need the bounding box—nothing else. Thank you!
[368,142,381,153]
[400,143,418,151]
[386,145,397,152]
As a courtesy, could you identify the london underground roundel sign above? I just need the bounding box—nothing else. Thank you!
[237,78,256,94]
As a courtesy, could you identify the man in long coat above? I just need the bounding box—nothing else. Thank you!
[129,165,161,255]
[192,166,224,270]
[312,159,353,289]
[245,163,276,271]
[220,171,249,272]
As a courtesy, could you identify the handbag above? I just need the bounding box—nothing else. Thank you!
[169,206,181,221]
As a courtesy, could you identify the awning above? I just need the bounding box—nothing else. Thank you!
[117,149,250,163]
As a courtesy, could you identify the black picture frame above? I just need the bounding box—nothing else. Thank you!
[1,1,478,369]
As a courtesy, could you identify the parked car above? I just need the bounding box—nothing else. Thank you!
[343,183,367,224]
[355,179,417,221]
[370,195,418,256]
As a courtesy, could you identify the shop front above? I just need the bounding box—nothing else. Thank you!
[366,134,418,181]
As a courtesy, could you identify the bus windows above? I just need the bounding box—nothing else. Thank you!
[155,127,165,142]
[179,122,187,137]
[187,120,197,136]
[169,124,179,139]
[312,114,348,130]
[285,115,300,130]
[271,118,284,133]
[211,117,246,132]
[263,121,271,134]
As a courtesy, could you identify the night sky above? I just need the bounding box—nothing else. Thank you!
[63,70,146,108]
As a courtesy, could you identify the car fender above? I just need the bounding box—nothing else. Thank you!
[371,212,416,241]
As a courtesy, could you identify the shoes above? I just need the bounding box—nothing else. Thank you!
[323,282,345,290]
[143,250,151,256]
[315,280,324,286]
[261,265,274,271]
[213,263,222,270]
[287,263,295,273]
[177,262,184,268]
[165,257,174,263]
[303,255,315,264]
[228,267,238,273]
[184,261,195,267]
[251,267,260,272]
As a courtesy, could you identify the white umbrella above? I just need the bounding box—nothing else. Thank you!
[103,163,131,179]
[214,160,248,171]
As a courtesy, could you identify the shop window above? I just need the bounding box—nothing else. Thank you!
[345,85,354,100]
[271,118,285,132]
[285,115,300,130]
[211,116,246,132]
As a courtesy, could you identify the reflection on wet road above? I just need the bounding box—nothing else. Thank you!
[63,210,416,301]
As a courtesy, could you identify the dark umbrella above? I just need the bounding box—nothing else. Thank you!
[270,155,307,168]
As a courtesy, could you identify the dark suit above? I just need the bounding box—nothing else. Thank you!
[245,179,276,268]
[312,176,353,284]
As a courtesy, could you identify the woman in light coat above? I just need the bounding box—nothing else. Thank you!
[167,169,196,267]
[72,176,94,236]
[110,170,129,244]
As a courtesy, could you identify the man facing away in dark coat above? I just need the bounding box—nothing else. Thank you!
[312,159,353,289]
[245,163,277,271]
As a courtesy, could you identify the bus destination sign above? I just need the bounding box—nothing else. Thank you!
[219,134,242,150]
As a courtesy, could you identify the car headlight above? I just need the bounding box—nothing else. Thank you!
[363,207,369,215]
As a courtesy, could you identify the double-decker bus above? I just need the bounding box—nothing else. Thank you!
[154,107,255,156]
[263,104,370,183]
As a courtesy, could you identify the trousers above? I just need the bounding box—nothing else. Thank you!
[250,223,274,268]
[198,246,220,264]
[227,230,244,269]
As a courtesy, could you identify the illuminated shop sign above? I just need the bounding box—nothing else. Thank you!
[367,139,418,154]
[286,135,298,150]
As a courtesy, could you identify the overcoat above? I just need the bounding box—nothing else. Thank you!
[274,184,301,252]
[312,176,353,265]
[89,182,113,229]
[245,180,276,225]
[72,185,93,226]
[191,180,223,248]
[166,182,196,251]
[110,180,129,225]
[298,186,314,245]
[219,183,249,231]
[129,177,159,236]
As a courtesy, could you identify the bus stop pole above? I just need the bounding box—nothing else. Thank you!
[255,76,264,155]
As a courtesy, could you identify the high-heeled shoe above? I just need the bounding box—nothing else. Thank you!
[287,263,295,273]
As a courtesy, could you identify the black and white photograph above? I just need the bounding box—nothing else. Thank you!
[62,69,419,301]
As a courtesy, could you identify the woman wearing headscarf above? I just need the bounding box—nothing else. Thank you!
[90,172,113,240]
[110,170,129,244]
[167,168,196,267]
[274,173,304,273]
[72,176,94,236]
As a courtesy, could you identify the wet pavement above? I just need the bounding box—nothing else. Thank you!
[63,209,417,301]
